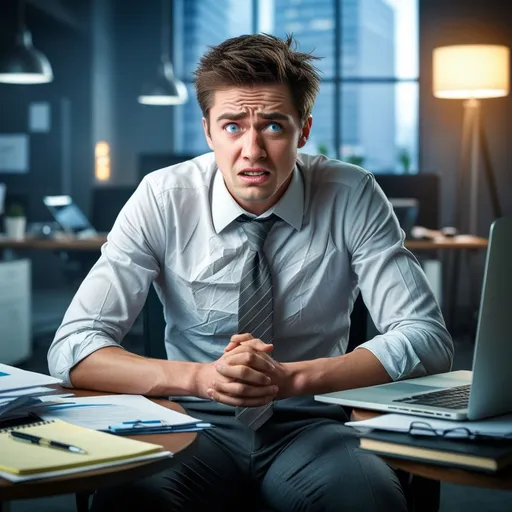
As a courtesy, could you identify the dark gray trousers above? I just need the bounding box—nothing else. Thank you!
[91,397,407,512]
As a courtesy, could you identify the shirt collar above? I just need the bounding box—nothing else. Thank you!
[211,165,304,233]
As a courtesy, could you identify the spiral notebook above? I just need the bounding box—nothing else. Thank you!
[0,418,167,477]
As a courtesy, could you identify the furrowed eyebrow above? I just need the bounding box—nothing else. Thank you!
[215,112,291,123]
[216,112,247,122]
[257,112,291,121]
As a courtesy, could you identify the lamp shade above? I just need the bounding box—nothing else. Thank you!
[433,44,509,99]
[0,29,53,84]
[138,60,188,106]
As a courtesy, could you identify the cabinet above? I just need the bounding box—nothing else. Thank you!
[0,259,31,364]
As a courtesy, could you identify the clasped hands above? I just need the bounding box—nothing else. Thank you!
[198,333,289,407]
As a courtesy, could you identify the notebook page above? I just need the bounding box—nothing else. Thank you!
[0,419,164,475]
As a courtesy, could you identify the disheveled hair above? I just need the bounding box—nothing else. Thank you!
[194,33,322,125]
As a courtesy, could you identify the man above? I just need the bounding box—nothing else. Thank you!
[48,34,453,511]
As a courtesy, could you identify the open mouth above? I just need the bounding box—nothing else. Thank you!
[239,170,270,176]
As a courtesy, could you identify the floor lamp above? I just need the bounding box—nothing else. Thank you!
[432,44,510,235]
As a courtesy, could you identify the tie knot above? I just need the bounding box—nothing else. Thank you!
[237,214,277,252]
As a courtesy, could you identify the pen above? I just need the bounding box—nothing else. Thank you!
[122,420,163,425]
[10,431,88,455]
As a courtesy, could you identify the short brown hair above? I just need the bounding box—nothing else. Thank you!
[194,33,321,125]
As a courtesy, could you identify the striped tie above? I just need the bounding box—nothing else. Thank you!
[235,214,277,430]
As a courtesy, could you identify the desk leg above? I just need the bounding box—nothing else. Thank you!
[396,470,440,512]
[75,491,91,512]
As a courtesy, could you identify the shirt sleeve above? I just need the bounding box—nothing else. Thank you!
[47,176,166,386]
[345,173,454,380]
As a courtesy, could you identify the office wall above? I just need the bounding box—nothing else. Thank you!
[0,1,92,222]
[108,0,176,185]
[0,0,93,289]
[420,0,512,235]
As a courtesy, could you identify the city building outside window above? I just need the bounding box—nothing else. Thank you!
[173,0,418,174]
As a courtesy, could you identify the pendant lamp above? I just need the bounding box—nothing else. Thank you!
[138,0,187,105]
[0,0,54,84]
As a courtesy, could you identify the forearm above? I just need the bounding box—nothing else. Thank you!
[283,347,392,397]
[69,347,202,397]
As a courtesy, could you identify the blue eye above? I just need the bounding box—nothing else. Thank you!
[224,123,240,133]
[266,122,282,133]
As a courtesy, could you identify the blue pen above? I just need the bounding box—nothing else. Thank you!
[122,420,164,425]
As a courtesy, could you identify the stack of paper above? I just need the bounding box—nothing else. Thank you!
[0,363,64,421]
[39,395,214,434]
[346,413,512,472]
[346,412,512,439]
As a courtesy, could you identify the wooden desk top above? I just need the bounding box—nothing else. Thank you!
[0,389,197,501]
[0,234,489,251]
[0,235,108,251]
[352,408,512,490]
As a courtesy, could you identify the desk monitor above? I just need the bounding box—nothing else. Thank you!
[389,198,419,238]
[43,195,97,238]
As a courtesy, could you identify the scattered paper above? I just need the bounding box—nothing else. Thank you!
[346,412,512,439]
[39,394,201,431]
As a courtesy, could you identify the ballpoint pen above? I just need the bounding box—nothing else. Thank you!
[10,431,88,454]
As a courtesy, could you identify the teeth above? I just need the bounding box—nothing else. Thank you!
[242,171,265,176]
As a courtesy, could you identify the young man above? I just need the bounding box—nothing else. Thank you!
[49,34,453,511]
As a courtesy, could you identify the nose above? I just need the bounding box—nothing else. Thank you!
[242,128,267,161]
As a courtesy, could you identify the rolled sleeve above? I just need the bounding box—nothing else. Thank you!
[47,177,166,385]
[346,174,454,380]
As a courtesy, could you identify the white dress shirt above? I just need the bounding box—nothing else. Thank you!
[48,152,453,388]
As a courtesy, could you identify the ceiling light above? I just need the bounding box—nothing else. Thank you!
[0,0,54,84]
[138,0,187,106]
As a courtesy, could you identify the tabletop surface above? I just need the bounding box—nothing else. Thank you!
[0,234,489,251]
[0,388,197,501]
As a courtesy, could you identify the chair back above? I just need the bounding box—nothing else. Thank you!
[142,285,167,359]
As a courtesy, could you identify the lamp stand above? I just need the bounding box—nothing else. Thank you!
[456,99,502,235]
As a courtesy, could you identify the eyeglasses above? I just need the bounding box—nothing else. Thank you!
[408,421,512,441]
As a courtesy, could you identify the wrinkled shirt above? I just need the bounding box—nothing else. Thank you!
[48,152,453,388]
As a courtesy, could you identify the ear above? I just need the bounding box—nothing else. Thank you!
[297,115,313,148]
[202,117,214,151]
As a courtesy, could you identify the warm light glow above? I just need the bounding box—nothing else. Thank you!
[95,141,111,182]
[433,44,510,99]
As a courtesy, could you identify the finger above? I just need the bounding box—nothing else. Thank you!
[215,361,272,385]
[207,384,277,406]
[221,350,276,374]
[239,339,274,353]
[207,389,275,407]
[212,380,278,398]
[224,333,253,352]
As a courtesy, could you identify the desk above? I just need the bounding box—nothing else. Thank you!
[0,234,488,251]
[0,389,197,510]
[0,235,108,251]
[352,408,512,491]
[0,234,488,332]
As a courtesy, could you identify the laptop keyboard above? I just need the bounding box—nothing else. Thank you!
[393,384,471,409]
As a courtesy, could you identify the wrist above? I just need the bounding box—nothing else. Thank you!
[283,358,330,397]
[154,359,205,397]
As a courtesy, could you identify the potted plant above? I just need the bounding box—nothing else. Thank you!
[4,202,26,240]
[398,147,412,174]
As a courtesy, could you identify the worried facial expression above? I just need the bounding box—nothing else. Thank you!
[203,84,312,215]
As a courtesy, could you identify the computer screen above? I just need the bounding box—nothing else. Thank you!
[43,195,97,237]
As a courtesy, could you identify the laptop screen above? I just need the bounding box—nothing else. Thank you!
[43,195,97,237]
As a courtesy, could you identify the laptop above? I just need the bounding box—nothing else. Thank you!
[43,195,97,238]
[315,217,512,421]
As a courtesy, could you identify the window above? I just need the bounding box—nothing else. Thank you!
[173,0,419,173]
